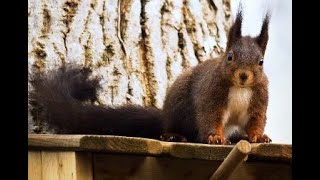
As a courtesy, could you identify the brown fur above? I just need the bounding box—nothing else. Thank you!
[29,64,163,139]
[162,8,271,144]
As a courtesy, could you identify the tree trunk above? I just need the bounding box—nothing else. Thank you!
[28,0,231,133]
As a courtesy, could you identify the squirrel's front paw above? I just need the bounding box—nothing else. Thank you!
[249,134,271,143]
[208,134,231,145]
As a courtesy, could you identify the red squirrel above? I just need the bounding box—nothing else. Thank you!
[162,8,271,144]
[29,8,271,145]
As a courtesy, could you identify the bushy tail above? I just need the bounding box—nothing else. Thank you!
[29,65,163,139]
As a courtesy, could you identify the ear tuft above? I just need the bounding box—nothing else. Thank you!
[256,12,271,55]
[226,4,243,49]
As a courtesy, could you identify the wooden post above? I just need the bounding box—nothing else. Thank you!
[210,140,251,180]
[28,151,93,180]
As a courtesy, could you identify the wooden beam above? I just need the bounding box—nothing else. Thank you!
[28,134,292,163]
[210,140,251,180]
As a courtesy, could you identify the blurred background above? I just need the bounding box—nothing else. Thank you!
[231,0,292,144]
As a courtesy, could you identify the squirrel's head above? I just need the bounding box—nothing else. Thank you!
[222,7,270,88]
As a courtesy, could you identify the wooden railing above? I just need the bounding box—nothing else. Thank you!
[28,134,292,180]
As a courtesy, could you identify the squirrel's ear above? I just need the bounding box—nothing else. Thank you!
[226,5,243,49]
[255,12,271,55]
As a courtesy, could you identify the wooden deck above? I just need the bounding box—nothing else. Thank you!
[28,134,292,180]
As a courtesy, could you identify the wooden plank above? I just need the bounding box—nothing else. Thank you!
[93,153,291,180]
[28,151,42,180]
[93,153,220,180]
[28,134,163,154]
[231,162,292,180]
[28,134,84,149]
[41,151,76,180]
[250,143,292,162]
[28,151,93,180]
[75,152,93,180]
[28,134,292,162]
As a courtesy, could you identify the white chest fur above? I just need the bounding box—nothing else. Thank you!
[222,87,253,136]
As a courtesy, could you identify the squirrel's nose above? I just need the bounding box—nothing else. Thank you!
[240,73,248,82]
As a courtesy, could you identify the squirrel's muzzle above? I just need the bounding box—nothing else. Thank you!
[233,69,254,87]
[240,72,248,82]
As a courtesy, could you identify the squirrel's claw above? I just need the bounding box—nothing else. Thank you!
[208,134,231,145]
[249,134,272,143]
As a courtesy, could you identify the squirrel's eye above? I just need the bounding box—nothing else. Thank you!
[227,52,233,61]
[259,59,264,66]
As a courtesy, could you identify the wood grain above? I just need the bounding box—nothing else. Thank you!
[28,150,94,180]
[41,151,76,180]
[28,151,42,180]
